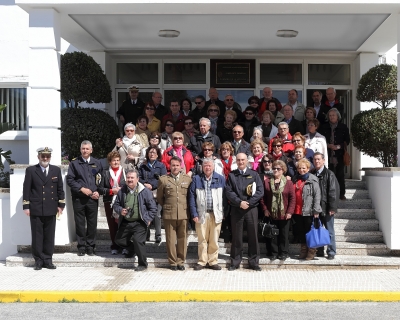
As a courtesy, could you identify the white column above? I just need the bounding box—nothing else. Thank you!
[28,9,61,165]
[397,14,400,167]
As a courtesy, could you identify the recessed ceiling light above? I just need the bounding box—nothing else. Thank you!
[276,30,298,38]
[158,30,180,38]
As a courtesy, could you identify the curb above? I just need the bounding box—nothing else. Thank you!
[2,291,400,302]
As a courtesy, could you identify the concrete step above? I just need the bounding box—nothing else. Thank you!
[337,198,372,209]
[334,209,375,219]
[344,189,370,199]
[7,252,398,269]
[345,180,367,190]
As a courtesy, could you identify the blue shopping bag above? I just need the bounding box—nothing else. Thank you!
[306,219,330,248]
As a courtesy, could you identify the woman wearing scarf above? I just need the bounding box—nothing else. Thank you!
[260,160,295,261]
[258,154,274,181]
[98,151,126,255]
[207,104,220,135]
[161,131,194,176]
[320,108,350,200]
[216,142,237,180]
[138,146,167,244]
[247,139,266,170]
[270,138,290,164]
[258,110,278,145]
[114,123,147,171]
[292,158,322,260]
[182,116,198,147]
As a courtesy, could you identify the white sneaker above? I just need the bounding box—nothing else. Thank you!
[122,249,128,255]
[111,249,118,255]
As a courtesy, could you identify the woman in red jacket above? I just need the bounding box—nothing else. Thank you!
[260,160,295,261]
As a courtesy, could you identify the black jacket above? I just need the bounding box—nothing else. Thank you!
[116,99,145,126]
[216,124,233,144]
[319,122,350,161]
[239,117,260,142]
[138,160,167,190]
[189,107,207,128]
[230,139,251,156]
[314,167,339,214]
[98,167,126,203]
[287,118,305,135]
[188,132,221,157]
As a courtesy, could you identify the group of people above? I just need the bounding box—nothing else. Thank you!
[22,84,348,272]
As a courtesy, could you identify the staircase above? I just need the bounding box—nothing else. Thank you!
[7,180,400,269]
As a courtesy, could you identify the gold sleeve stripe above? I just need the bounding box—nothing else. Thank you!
[58,199,66,203]
[23,200,30,204]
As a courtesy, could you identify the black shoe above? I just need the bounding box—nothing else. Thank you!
[86,248,95,256]
[228,265,238,271]
[33,263,42,271]
[43,263,57,269]
[155,236,162,244]
[177,265,185,271]
[134,265,147,272]
[316,252,325,257]
[77,250,85,256]
[209,264,222,271]
[278,255,288,261]
[327,255,335,260]
[251,265,262,271]
[269,256,277,261]
[170,266,177,271]
[124,251,136,258]
[193,264,204,271]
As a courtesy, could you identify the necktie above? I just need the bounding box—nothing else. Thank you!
[43,169,47,177]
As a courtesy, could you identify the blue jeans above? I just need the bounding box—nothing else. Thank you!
[318,213,336,256]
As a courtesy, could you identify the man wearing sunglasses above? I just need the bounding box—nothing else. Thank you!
[189,95,207,129]
[219,94,243,124]
[23,147,65,270]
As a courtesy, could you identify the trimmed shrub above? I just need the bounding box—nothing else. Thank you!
[61,107,120,160]
[351,107,397,167]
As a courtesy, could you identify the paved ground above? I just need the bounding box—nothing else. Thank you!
[2,261,400,302]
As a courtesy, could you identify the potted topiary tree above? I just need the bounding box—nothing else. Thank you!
[352,64,399,167]
[60,52,119,160]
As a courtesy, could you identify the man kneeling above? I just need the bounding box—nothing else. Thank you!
[189,159,225,270]
[113,169,156,271]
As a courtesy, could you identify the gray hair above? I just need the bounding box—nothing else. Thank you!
[126,169,139,178]
[81,140,92,148]
[202,158,215,167]
[327,87,336,93]
[124,123,136,131]
[328,108,342,122]
[282,104,293,111]
[278,122,289,128]
[199,117,211,127]
[253,127,263,134]
[195,95,206,102]
[313,152,325,160]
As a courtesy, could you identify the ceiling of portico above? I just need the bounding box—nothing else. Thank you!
[16,1,400,54]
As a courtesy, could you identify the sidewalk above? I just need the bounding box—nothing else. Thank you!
[2,261,400,302]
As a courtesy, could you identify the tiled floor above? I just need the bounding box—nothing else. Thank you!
[1,262,400,292]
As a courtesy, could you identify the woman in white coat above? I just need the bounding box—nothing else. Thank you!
[304,119,328,164]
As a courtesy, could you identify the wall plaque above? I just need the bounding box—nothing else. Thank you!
[210,59,255,88]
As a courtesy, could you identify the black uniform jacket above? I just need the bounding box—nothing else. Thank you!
[22,164,65,216]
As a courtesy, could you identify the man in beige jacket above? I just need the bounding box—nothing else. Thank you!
[157,156,192,270]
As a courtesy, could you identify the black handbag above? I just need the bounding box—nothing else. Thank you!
[258,218,279,238]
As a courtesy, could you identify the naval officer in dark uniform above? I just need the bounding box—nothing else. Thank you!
[66,140,103,256]
[23,147,65,270]
[117,85,145,128]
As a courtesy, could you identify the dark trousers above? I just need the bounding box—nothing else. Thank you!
[266,219,290,256]
[329,160,345,197]
[72,197,98,250]
[115,219,148,267]
[30,215,56,265]
[230,207,260,268]
[317,213,336,256]
[104,202,120,251]
[292,215,313,244]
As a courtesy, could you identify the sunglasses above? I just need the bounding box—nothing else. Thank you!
[151,136,160,140]
[185,122,193,125]
[225,99,234,101]
[173,137,183,140]
[40,154,51,159]
[146,107,155,111]
[221,148,229,151]
[233,131,242,134]
[209,109,218,112]
[203,148,213,152]
[165,124,174,127]
[195,102,202,104]
[273,145,282,148]
[125,129,134,132]
[262,160,272,163]
[245,112,254,115]
[272,168,282,171]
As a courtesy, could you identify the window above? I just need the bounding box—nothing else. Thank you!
[116,63,158,84]
[164,63,206,84]
[219,90,254,111]
[164,90,206,110]
[259,90,303,106]
[260,64,302,85]
[308,64,350,85]
[0,88,27,130]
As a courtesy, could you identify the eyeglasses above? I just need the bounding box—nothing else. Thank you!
[40,154,51,159]
[272,168,282,171]
[165,124,174,127]
[262,160,272,163]
[250,101,258,104]
[279,128,288,130]
[150,136,160,140]
[293,139,301,142]
[203,148,213,152]
[225,99,234,101]
[273,145,282,148]
[125,129,134,132]
[185,122,193,125]
[195,102,202,104]
[173,137,183,140]
[209,109,218,112]
[146,107,155,111]
[221,148,229,151]
[245,112,254,115]
[233,131,242,134]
